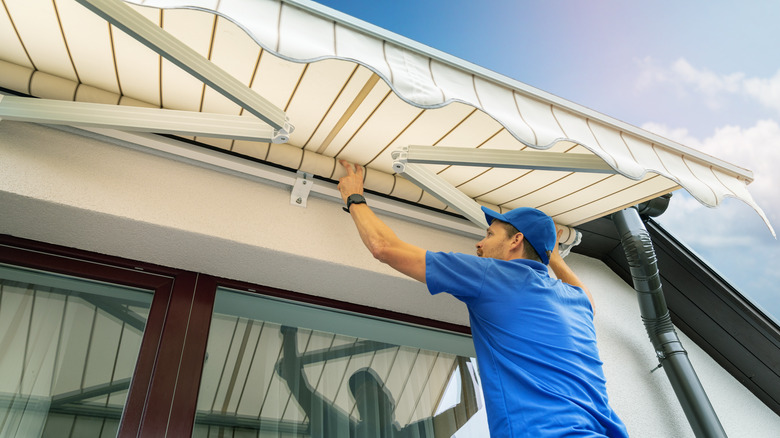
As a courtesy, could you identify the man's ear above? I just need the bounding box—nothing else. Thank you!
[510,232,525,250]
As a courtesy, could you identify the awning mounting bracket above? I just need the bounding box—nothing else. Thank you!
[291,171,314,207]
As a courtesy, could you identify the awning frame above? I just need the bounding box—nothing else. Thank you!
[391,160,489,229]
[0,95,284,142]
[394,145,618,174]
[392,145,607,240]
[1,0,770,234]
[73,0,293,142]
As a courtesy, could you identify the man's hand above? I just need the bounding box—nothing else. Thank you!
[337,160,364,204]
[550,226,565,262]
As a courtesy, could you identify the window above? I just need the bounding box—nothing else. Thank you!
[192,288,487,437]
[0,236,200,438]
[0,236,488,437]
[0,265,153,437]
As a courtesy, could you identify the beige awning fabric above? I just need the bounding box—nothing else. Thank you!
[0,0,773,233]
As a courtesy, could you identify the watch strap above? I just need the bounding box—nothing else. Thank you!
[343,194,367,212]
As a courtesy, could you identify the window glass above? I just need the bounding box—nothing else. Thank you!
[0,265,154,438]
[193,288,488,437]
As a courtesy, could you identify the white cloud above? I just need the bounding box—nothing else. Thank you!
[636,57,780,114]
[743,70,780,113]
[635,57,687,99]
[658,194,763,248]
[671,58,744,95]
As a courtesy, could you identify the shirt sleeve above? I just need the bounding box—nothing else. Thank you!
[425,251,490,304]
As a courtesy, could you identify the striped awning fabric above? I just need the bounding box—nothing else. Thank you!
[0,0,772,232]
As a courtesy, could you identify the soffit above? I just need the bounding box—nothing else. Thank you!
[0,0,771,230]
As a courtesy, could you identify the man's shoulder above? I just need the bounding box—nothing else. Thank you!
[427,250,480,260]
[426,251,490,271]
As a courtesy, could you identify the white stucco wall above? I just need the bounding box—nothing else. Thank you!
[1,120,778,436]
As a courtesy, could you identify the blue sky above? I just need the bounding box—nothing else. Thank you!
[311,0,780,320]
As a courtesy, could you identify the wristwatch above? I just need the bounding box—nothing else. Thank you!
[343,193,367,212]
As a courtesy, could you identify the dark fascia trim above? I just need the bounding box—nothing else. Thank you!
[645,219,780,339]
[646,219,780,415]
[573,218,780,337]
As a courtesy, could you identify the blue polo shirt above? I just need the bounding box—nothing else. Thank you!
[426,251,627,437]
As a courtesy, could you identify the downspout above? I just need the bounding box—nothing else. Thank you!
[611,199,727,438]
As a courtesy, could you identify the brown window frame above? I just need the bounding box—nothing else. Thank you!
[0,234,469,437]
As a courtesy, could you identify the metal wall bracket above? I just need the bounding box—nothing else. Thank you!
[290,172,314,207]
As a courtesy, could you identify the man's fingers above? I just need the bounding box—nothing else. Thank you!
[339,160,364,180]
[339,159,354,176]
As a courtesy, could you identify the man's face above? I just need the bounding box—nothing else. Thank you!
[476,221,517,260]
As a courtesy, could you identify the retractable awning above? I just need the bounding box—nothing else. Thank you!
[0,0,773,234]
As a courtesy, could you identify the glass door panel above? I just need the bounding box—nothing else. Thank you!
[192,288,488,437]
[0,265,154,438]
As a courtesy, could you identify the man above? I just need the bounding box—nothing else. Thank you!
[337,161,628,437]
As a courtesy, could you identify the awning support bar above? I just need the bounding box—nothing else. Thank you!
[392,160,488,229]
[392,157,582,248]
[75,0,293,139]
[612,206,727,438]
[394,145,617,173]
[0,96,287,143]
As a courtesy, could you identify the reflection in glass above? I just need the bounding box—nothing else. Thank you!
[193,289,486,437]
[0,267,153,438]
[277,326,477,437]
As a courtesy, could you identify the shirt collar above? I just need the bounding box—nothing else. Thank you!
[508,257,549,274]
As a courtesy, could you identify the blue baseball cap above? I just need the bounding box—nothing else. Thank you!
[481,206,556,264]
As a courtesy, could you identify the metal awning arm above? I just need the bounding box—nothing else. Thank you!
[392,144,613,229]
[395,145,617,173]
[50,377,132,407]
[299,340,397,365]
[75,0,293,142]
[0,96,286,142]
[392,146,585,248]
[391,159,488,229]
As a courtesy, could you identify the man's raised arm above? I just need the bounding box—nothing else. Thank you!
[549,227,595,313]
[337,161,427,283]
